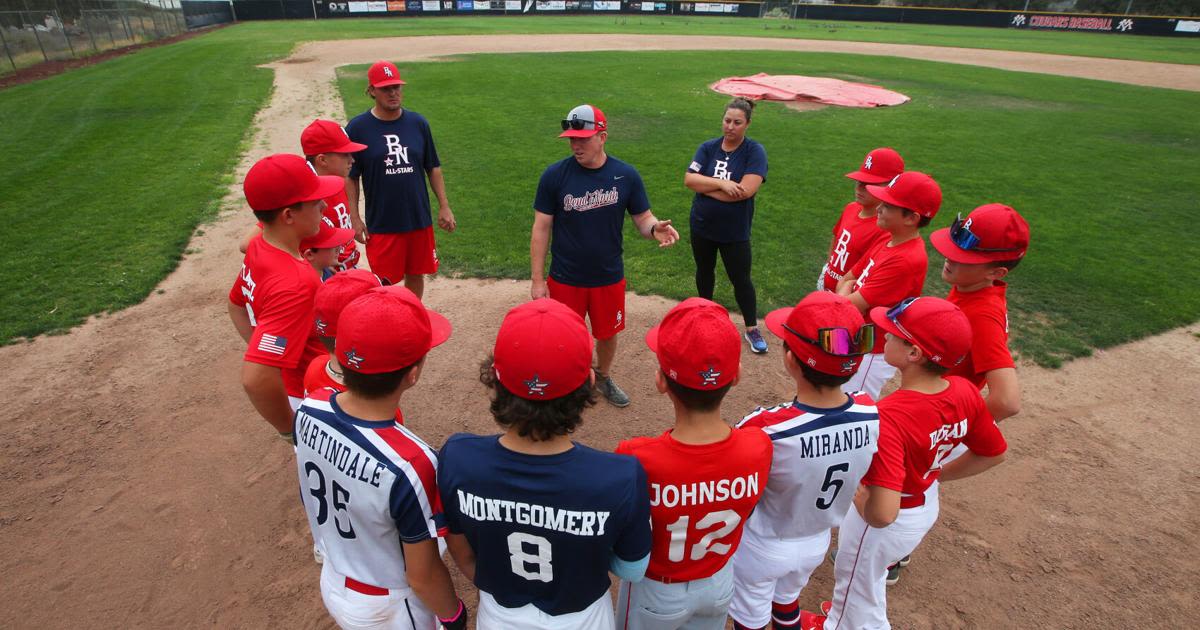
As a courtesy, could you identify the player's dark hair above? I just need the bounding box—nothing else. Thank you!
[663,371,733,413]
[726,97,755,121]
[784,342,853,388]
[253,208,284,224]
[479,356,596,442]
[342,362,418,399]
[900,208,932,228]
[990,258,1022,271]
[318,336,335,353]
[917,361,950,376]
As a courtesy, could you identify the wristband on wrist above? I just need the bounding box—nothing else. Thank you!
[650,222,657,237]
[438,599,465,624]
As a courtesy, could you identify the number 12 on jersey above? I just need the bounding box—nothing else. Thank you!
[664,510,741,562]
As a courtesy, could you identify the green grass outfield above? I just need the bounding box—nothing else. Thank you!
[1,20,1197,364]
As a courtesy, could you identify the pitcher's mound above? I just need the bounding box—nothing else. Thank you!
[711,73,910,110]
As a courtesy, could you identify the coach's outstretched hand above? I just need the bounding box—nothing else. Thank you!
[652,219,680,248]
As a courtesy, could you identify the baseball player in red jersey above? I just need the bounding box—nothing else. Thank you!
[728,292,880,630]
[810,297,1008,630]
[819,148,903,293]
[835,171,943,400]
[304,268,386,396]
[930,203,1030,421]
[615,298,772,630]
[227,154,343,438]
[301,119,368,273]
[293,285,468,630]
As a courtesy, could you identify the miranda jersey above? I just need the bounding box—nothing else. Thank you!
[737,393,880,539]
[438,434,652,616]
[616,427,772,582]
[687,137,767,243]
[293,389,445,589]
[534,155,651,288]
[347,109,440,234]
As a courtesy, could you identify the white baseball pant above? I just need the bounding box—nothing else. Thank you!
[617,563,734,630]
[728,528,830,628]
[823,489,940,630]
[477,590,614,630]
[840,352,896,401]
[319,562,435,630]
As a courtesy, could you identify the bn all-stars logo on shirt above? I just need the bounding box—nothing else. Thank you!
[383,134,414,175]
[830,228,853,272]
[712,159,731,181]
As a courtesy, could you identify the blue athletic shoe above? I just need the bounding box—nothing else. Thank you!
[745,328,768,354]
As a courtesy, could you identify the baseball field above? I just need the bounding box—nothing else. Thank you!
[1,15,1198,629]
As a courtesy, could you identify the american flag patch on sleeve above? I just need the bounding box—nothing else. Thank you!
[688,161,702,172]
[257,334,287,355]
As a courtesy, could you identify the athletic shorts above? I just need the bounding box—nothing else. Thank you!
[547,277,626,340]
[365,227,439,283]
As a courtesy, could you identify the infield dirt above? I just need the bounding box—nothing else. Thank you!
[1,35,1198,628]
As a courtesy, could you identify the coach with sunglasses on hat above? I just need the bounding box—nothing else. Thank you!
[530,104,680,408]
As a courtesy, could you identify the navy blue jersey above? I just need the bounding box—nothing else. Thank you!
[687,137,768,243]
[347,109,440,234]
[534,155,651,288]
[438,433,652,616]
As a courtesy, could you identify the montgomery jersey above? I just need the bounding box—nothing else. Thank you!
[322,186,360,269]
[851,237,928,353]
[738,393,880,539]
[293,389,445,589]
[438,433,652,616]
[228,234,324,397]
[616,428,772,582]
[822,202,889,292]
[946,282,1015,388]
[687,137,768,243]
[863,377,1007,501]
[347,109,440,234]
[534,155,651,288]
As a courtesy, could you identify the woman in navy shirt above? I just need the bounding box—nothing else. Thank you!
[684,98,769,353]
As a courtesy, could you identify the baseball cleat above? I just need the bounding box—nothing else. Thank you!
[898,554,912,567]
[886,562,902,586]
[800,609,827,630]
[597,376,631,407]
[745,329,769,354]
[820,600,832,616]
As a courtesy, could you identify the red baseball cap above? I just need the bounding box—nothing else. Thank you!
[335,286,452,374]
[558,104,607,139]
[243,153,345,212]
[301,119,368,156]
[866,171,943,219]
[300,217,355,251]
[765,292,868,377]
[646,298,740,390]
[367,61,405,88]
[846,147,904,184]
[930,203,1030,264]
[314,269,384,338]
[869,297,971,368]
[493,299,594,400]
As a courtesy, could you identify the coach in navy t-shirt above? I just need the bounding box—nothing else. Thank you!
[530,103,680,409]
[685,97,769,355]
[346,61,456,299]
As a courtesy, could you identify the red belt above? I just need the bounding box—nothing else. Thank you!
[900,494,926,509]
[644,571,686,584]
[345,576,389,596]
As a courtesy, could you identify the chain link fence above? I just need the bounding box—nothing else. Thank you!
[0,0,187,74]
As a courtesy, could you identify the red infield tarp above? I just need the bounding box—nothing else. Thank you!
[711,73,909,108]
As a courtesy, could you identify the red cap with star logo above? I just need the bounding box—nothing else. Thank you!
[646,298,741,390]
[493,299,594,400]
[335,286,451,374]
[313,269,384,338]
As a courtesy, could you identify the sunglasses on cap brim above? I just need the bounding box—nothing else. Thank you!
[561,118,598,131]
[782,323,875,356]
[949,213,1022,253]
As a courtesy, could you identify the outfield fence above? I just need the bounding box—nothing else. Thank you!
[0,0,187,73]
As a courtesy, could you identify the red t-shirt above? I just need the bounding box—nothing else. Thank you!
[852,236,928,352]
[945,283,1014,389]
[323,186,360,269]
[862,377,1007,500]
[616,427,772,582]
[822,202,889,292]
[229,235,324,398]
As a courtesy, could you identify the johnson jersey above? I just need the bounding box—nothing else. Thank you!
[347,109,440,234]
[438,434,652,616]
[738,393,879,539]
[616,428,772,582]
[293,389,445,589]
[228,235,324,397]
[821,203,889,292]
[946,282,1014,389]
[851,237,928,353]
[862,377,1007,501]
[322,186,360,269]
[534,155,651,288]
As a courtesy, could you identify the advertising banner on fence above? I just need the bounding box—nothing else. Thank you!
[536,0,565,10]
[593,0,618,9]
[1012,13,1134,33]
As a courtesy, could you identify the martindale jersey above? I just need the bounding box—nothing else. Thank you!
[438,434,652,616]
[616,428,772,582]
[293,389,445,589]
[738,394,880,539]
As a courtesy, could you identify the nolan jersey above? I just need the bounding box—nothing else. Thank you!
[293,390,444,589]
[738,394,880,539]
[438,434,652,617]
[616,428,772,582]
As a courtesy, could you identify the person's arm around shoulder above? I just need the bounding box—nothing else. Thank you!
[403,537,469,629]
[530,210,554,299]
[983,367,1021,421]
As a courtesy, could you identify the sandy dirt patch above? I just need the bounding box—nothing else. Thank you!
[2,34,1198,628]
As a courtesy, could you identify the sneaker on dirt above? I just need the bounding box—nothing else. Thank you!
[597,375,630,408]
